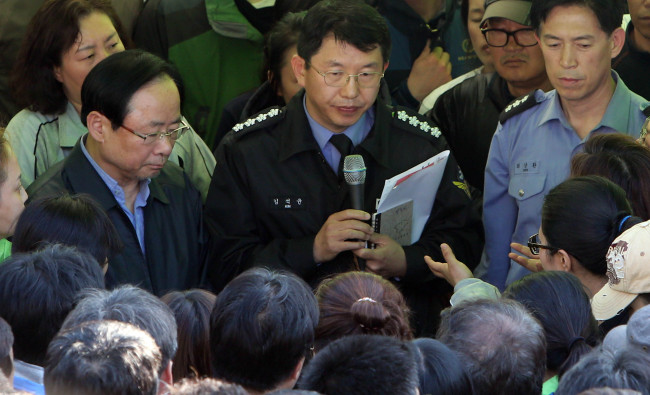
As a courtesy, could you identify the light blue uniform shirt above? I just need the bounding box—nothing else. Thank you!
[482,71,649,290]
[304,96,375,173]
[80,136,150,254]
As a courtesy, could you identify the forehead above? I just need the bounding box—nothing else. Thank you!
[311,35,383,67]
[540,5,606,36]
[488,18,530,30]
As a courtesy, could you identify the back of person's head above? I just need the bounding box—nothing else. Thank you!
[161,289,216,381]
[171,377,248,395]
[297,0,391,65]
[12,193,122,268]
[61,285,178,375]
[210,268,318,392]
[298,334,418,395]
[265,12,305,95]
[412,338,474,395]
[314,271,412,350]
[80,49,183,129]
[0,317,13,380]
[504,271,600,377]
[571,134,650,220]
[44,320,161,395]
[556,347,650,395]
[0,244,104,366]
[542,176,642,276]
[436,298,546,395]
[11,0,131,114]
[529,0,625,34]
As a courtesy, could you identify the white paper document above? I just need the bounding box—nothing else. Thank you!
[375,150,449,245]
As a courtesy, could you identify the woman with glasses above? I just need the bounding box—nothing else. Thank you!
[427,176,641,330]
[7,0,215,199]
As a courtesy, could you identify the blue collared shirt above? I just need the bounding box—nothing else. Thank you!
[304,95,375,172]
[482,71,649,290]
[80,136,150,254]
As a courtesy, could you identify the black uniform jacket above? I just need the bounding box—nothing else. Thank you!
[205,92,483,335]
[26,140,211,296]
[429,72,515,191]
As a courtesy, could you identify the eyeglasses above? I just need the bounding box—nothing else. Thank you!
[527,233,557,255]
[120,119,189,145]
[481,27,538,47]
[308,63,384,88]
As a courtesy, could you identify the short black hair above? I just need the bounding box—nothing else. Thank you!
[412,338,474,395]
[530,0,625,35]
[210,268,318,392]
[556,347,650,394]
[0,317,13,379]
[0,244,105,366]
[504,271,601,377]
[61,285,178,376]
[298,334,419,395]
[172,378,248,395]
[437,298,546,395]
[265,12,305,95]
[297,0,391,65]
[44,320,161,395]
[80,49,184,129]
[12,193,122,267]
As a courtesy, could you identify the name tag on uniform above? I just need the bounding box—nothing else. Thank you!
[270,196,306,210]
[514,160,540,175]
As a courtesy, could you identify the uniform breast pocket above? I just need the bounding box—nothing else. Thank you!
[508,174,546,201]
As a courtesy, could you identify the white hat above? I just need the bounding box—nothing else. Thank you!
[592,220,650,321]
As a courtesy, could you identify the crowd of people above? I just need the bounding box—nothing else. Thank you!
[1,0,650,393]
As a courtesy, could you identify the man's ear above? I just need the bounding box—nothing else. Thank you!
[291,54,307,88]
[86,111,109,143]
[610,27,626,59]
[383,61,389,72]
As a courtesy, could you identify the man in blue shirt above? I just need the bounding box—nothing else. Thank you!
[483,0,650,290]
[27,50,210,295]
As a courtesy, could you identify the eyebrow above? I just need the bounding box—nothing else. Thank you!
[76,32,117,53]
[323,60,380,69]
[147,117,182,128]
[541,33,595,41]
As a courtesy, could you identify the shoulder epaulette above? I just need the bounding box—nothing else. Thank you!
[642,104,650,118]
[392,109,442,139]
[230,106,285,138]
[499,92,540,124]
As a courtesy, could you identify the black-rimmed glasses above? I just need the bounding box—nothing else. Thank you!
[527,233,557,255]
[121,119,190,145]
[481,27,537,47]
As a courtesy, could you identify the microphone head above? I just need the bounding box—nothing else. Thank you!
[343,155,366,185]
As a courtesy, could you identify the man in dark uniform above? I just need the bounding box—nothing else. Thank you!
[205,0,483,336]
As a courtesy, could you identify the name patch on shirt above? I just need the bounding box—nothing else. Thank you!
[270,196,306,210]
[514,160,540,175]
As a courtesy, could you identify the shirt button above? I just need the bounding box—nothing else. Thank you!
[518,189,524,197]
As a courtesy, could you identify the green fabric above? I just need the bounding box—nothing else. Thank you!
[542,375,558,395]
[0,239,12,263]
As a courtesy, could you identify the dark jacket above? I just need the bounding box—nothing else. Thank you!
[205,92,484,335]
[26,140,212,296]
[613,22,650,100]
[429,72,514,191]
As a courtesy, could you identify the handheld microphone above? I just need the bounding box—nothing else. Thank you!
[343,155,366,211]
[344,155,369,269]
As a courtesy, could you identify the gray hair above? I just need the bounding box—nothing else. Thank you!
[44,320,161,395]
[436,298,546,395]
[61,285,177,374]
